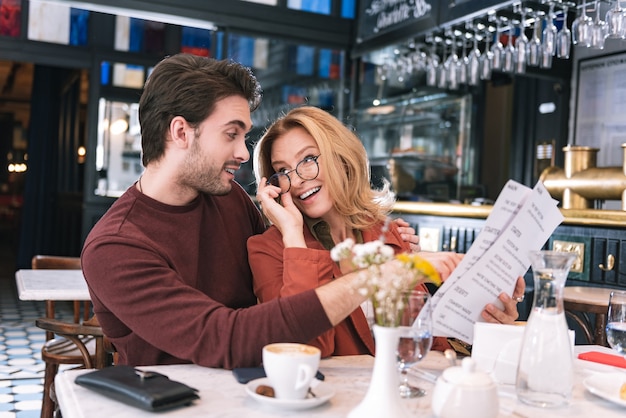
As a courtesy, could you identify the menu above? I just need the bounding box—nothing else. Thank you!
[424,180,564,344]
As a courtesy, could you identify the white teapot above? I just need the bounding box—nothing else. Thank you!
[431,357,499,418]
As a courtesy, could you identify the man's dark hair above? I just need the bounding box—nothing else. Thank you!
[139,54,262,166]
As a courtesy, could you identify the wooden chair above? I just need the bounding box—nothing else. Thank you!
[31,255,111,418]
[31,255,89,339]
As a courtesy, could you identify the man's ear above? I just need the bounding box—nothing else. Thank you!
[169,116,191,149]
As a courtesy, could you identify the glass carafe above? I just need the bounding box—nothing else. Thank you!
[516,250,577,408]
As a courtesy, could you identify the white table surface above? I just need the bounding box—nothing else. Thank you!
[15,269,90,301]
[55,346,626,418]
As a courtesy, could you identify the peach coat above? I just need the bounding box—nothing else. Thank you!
[247,221,413,358]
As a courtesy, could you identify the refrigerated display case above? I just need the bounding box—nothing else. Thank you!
[354,92,479,203]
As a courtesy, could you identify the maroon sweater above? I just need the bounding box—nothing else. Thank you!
[81,182,331,369]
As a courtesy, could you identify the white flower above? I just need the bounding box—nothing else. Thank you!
[331,238,440,327]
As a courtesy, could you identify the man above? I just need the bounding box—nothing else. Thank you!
[82,54,523,369]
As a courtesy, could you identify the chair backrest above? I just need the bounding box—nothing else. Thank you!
[31,255,87,339]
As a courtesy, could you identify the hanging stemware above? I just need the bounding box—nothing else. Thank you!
[445,31,460,90]
[590,0,608,49]
[515,7,529,73]
[572,0,593,47]
[502,19,516,73]
[528,11,543,66]
[542,3,558,56]
[480,28,494,80]
[490,18,505,71]
[425,37,440,87]
[556,5,572,59]
[606,0,626,39]
[467,27,482,86]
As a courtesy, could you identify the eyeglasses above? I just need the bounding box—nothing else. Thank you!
[267,155,321,195]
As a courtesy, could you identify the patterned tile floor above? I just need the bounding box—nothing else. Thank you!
[0,254,75,417]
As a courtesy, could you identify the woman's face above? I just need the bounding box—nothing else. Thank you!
[270,127,334,220]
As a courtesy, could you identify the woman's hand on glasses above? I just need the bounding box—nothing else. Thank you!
[256,178,306,248]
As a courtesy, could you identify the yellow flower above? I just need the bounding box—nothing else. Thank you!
[395,253,441,287]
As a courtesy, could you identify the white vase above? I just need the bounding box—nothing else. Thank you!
[348,325,411,418]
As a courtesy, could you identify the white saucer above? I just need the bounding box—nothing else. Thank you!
[246,378,334,410]
[583,372,626,407]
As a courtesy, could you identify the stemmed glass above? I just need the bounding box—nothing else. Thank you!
[445,31,460,90]
[467,29,482,85]
[606,290,626,356]
[528,11,543,67]
[458,32,469,85]
[543,3,558,57]
[438,41,449,89]
[502,19,516,73]
[515,8,529,74]
[480,29,494,80]
[572,0,593,47]
[556,5,572,59]
[607,0,626,39]
[425,40,440,87]
[590,0,609,49]
[397,290,433,398]
[490,18,505,71]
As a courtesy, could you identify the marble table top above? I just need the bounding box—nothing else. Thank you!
[564,286,615,307]
[15,269,90,301]
[55,346,626,418]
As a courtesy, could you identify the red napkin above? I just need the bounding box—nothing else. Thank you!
[578,351,626,369]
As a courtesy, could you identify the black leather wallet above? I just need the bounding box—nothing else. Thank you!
[74,366,199,411]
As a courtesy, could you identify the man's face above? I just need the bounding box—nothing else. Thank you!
[180,96,252,196]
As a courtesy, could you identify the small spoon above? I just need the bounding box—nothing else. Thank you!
[444,349,458,368]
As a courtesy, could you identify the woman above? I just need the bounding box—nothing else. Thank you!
[248,106,521,357]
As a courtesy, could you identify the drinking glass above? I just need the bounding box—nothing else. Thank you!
[445,33,460,90]
[502,20,516,73]
[467,30,482,85]
[515,9,529,73]
[438,42,449,89]
[490,20,505,71]
[542,4,558,56]
[425,42,440,87]
[528,12,543,67]
[572,0,593,46]
[606,290,626,356]
[480,31,494,80]
[606,0,626,39]
[590,0,608,49]
[556,6,572,59]
[397,290,432,398]
[458,34,469,85]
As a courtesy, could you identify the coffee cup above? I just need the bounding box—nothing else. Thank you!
[262,343,321,400]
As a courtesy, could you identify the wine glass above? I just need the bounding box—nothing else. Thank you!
[556,5,572,59]
[572,0,593,47]
[514,8,529,73]
[606,290,626,356]
[490,19,505,71]
[397,290,433,398]
[425,40,440,87]
[480,29,494,80]
[502,19,516,73]
[606,0,626,39]
[542,3,558,57]
[590,0,608,49]
[467,29,481,85]
[528,11,543,67]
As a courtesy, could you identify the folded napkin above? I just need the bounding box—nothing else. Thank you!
[578,351,626,369]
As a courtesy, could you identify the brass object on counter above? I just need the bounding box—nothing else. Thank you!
[539,144,626,210]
